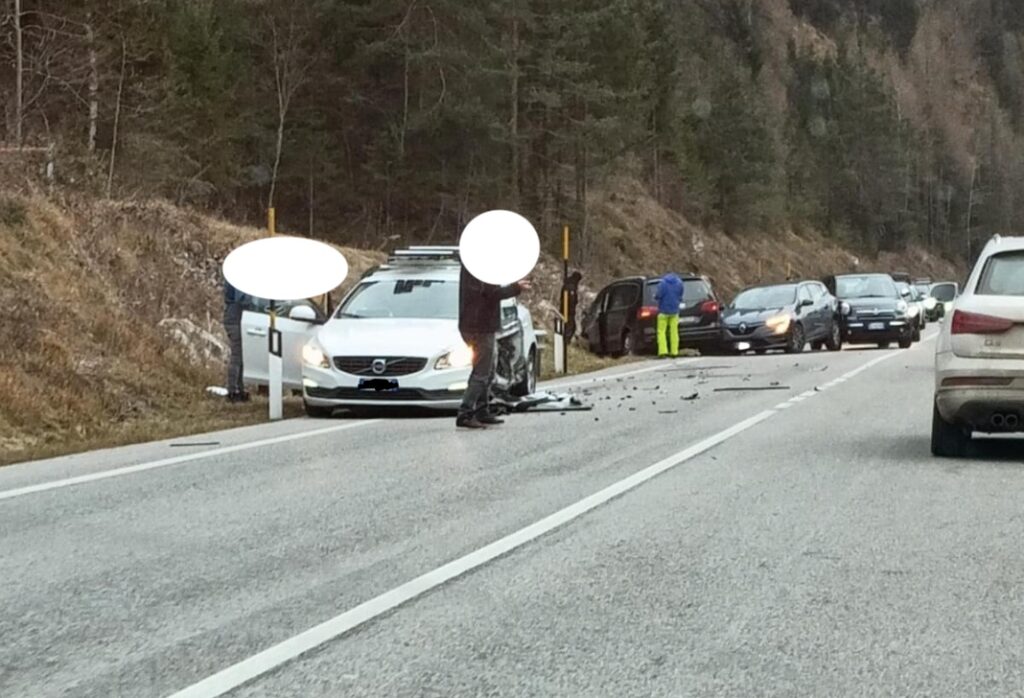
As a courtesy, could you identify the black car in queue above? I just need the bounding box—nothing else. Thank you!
[581,274,721,356]
[721,281,842,355]
[824,273,914,349]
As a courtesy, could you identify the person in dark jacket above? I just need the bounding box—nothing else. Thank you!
[457,265,531,429]
[223,278,251,403]
[561,270,582,344]
[654,272,684,358]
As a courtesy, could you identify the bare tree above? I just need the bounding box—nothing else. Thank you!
[106,36,126,197]
[85,13,97,152]
[14,0,23,146]
[265,15,313,211]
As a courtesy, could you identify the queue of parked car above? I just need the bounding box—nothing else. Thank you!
[581,270,959,357]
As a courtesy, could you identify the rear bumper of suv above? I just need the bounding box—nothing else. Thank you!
[639,323,721,350]
[935,351,1024,431]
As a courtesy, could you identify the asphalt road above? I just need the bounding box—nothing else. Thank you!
[3,335,1024,697]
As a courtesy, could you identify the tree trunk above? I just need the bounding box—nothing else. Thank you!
[86,17,98,153]
[510,6,520,207]
[268,108,284,209]
[15,0,23,147]
[308,158,314,237]
[106,38,127,198]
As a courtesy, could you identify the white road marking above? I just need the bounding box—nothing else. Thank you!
[542,358,698,391]
[0,421,379,502]
[168,346,910,698]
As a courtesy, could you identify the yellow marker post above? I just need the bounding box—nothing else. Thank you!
[560,225,570,374]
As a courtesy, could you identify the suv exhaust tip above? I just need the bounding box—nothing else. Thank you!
[1006,414,1020,430]
[991,413,1007,429]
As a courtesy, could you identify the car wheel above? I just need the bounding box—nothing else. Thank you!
[304,401,335,418]
[899,337,913,349]
[785,323,805,354]
[511,348,538,397]
[931,400,971,458]
[825,321,843,352]
[912,326,922,342]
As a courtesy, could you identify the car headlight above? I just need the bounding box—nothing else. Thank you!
[435,343,474,370]
[840,302,852,317]
[302,341,329,369]
[896,300,908,316]
[766,314,791,335]
[907,304,920,317]
[923,297,937,310]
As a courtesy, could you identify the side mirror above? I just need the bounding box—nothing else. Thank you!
[900,288,911,298]
[289,305,319,322]
[800,298,814,308]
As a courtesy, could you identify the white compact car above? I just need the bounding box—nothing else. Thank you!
[298,247,540,416]
[932,235,1024,457]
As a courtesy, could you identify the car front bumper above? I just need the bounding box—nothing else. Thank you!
[842,318,912,344]
[721,325,788,351]
[934,352,1024,430]
[302,364,469,409]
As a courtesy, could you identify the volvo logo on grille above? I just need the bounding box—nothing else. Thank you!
[371,358,387,375]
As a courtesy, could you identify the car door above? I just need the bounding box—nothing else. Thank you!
[811,283,833,338]
[795,284,819,338]
[582,289,608,352]
[605,282,640,352]
[242,300,322,390]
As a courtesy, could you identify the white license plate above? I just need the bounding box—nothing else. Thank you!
[679,317,700,325]
[868,322,885,331]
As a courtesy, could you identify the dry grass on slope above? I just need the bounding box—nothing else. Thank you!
[0,194,381,465]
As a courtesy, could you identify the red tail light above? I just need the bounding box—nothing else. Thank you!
[951,310,1015,335]
[638,306,658,320]
[699,300,720,315]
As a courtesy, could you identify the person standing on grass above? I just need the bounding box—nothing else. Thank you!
[457,262,531,430]
[655,272,684,358]
[222,277,251,403]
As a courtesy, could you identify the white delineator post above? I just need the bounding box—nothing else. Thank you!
[268,304,284,421]
[554,317,566,375]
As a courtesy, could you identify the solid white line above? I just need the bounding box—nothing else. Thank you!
[542,358,698,391]
[0,421,379,502]
[166,407,776,698]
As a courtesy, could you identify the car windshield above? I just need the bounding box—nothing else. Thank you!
[835,275,897,299]
[336,279,458,320]
[730,285,796,310]
[977,252,1024,296]
[930,283,957,302]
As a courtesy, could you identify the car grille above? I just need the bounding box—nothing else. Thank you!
[725,322,763,336]
[850,309,896,320]
[332,356,428,377]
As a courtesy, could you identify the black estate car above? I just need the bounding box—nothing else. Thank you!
[581,274,721,356]
[824,273,914,349]
[721,281,842,354]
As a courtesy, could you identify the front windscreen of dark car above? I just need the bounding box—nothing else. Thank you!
[336,279,458,320]
[730,285,797,310]
[977,252,1024,296]
[835,275,898,299]
[930,283,957,302]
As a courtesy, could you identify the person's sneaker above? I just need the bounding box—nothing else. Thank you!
[479,415,505,425]
[456,417,488,430]
[238,391,252,403]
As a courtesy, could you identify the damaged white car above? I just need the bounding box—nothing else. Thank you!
[251,247,541,417]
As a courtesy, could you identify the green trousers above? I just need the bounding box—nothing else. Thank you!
[657,313,679,357]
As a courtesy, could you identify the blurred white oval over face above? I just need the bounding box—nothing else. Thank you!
[223,236,348,300]
[458,210,540,286]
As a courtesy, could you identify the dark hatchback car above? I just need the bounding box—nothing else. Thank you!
[581,275,721,356]
[721,281,842,354]
[824,273,914,349]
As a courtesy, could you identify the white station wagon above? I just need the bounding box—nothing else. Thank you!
[932,235,1024,456]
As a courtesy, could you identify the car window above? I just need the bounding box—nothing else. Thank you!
[608,283,640,310]
[246,297,326,321]
[336,279,458,320]
[930,283,957,302]
[501,298,519,325]
[835,275,898,299]
[644,279,712,304]
[806,284,824,300]
[976,251,1024,296]
[798,285,814,303]
[731,285,797,310]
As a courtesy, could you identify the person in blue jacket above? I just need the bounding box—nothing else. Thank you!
[654,272,684,358]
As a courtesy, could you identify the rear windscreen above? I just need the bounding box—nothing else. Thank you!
[645,279,711,303]
[976,252,1024,297]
